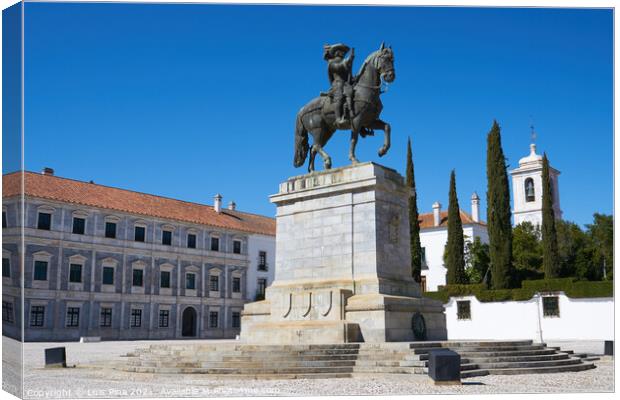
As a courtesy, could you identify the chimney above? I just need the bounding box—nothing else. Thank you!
[41,167,54,176]
[471,192,480,223]
[214,194,222,213]
[228,201,236,211]
[432,201,441,227]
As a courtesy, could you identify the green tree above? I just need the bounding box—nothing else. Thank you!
[541,153,560,278]
[586,213,613,280]
[464,236,490,284]
[445,170,467,284]
[486,120,514,288]
[406,137,423,282]
[555,220,590,279]
[512,222,542,281]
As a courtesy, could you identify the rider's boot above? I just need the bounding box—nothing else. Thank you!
[335,104,346,126]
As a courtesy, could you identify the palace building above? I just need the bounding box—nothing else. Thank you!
[2,169,275,341]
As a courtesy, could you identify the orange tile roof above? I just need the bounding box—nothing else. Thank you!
[3,171,275,236]
[419,210,486,229]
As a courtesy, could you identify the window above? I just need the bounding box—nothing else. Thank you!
[420,276,427,292]
[2,258,10,278]
[258,251,267,270]
[69,264,82,283]
[186,273,196,290]
[130,309,142,327]
[210,275,219,292]
[421,247,427,266]
[105,222,117,239]
[233,240,241,254]
[72,217,85,235]
[525,178,535,202]
[232,311,240,328]
[100,307,112,327]
[37,212,51,230]
[30,305,45,327]
[102,266,114,285]
[187,234,196,249]
[162,230,172,246]
[132,269,143,287]
[160,271,171,288]
[232,277,241,293]
[34,261,48,281]
[134,226,145,242]
[257,278,267,300]
[2,302,14,323]
[543,296,560,317]
[66,307,80,327]
[210,237,220,251]
[457,301,471,320]
[159,310,169,327]
[209,311,219,328]
[2,211,6,228]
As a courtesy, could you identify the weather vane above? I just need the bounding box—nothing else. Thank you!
[529,116,537,144]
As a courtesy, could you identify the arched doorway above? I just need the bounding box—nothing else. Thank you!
[181,307,197,337]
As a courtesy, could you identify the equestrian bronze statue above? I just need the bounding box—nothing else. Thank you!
[294,42,396,172]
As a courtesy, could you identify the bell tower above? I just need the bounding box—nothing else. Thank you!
[510,143,562,226]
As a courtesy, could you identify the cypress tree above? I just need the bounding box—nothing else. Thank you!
[541,153,560,278]
[406,137,423,282]
[445,170,467,284]
[486,120,514,289]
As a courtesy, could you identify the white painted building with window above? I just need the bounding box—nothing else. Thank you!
[419,195,489,292]
[443,293,613,343]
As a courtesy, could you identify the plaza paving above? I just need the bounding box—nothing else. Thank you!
[2,337,614,398]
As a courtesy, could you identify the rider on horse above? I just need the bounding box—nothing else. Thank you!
[323,43,355,125]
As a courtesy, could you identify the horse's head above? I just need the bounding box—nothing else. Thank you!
[376,42,395,83]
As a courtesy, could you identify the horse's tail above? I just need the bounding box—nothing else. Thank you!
[293,112,309,168]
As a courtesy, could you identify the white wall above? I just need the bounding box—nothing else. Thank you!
[246,234,275,301]
[444,293,613,342]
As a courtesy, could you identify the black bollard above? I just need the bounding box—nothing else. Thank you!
[604,340,613,356]
[44,347,67,368]
[428,349,461,385]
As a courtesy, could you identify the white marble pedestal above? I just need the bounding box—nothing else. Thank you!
[241,162,446,343]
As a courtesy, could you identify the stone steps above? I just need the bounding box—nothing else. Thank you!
[462,357,584,370]
[461,352,571,363]
[118,340,596,379]
[421,348,558,359]
[125,365,356,375]
[130,360,358,368]
[460,361,596,378]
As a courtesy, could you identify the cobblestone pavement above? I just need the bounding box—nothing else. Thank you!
[3,337,614,398]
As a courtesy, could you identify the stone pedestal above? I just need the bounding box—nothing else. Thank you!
[241,162,446,343]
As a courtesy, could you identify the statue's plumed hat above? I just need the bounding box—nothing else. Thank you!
[323,43,350,60]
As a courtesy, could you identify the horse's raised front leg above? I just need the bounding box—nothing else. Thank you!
[349,130,360,164]
[368,119,391,157]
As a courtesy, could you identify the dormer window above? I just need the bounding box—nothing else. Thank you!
[525,178,535,202]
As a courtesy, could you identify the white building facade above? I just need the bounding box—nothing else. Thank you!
[419,194,489,292]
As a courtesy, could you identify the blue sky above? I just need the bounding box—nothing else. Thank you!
[5,4,613,227]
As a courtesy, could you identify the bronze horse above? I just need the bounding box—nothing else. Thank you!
[294,43,396,172]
